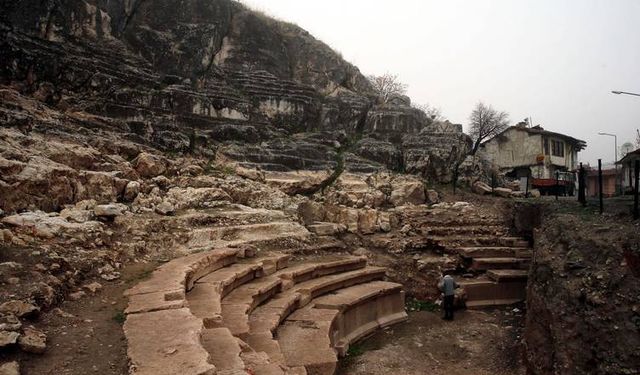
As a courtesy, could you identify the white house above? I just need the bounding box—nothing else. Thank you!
[480,124,587,180]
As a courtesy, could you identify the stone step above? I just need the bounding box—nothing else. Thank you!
[312,281,408,356]
[306,222,347,236]
[124,248,242,315]
[177,206,289,228]
[459,279,527,307]
[470,257,530,271]
[459,247,531,259]
[420,225,508,236]
[487,269,529,282]
[188,254,290,328]
[278,309,339,375]
[219,260,375,338]
[249,263,380,336]
[277,281,407,375]
[124,308,215,375]
[188,221,311,248]
[428,236,529,248]
[201,327,245,373]
[278,257,368,284]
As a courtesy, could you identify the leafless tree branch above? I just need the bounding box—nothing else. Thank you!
[469,102,510,155]
[367,73,408,104]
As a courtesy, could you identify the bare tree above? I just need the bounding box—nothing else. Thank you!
[636,129,640,149]
[412,103,445,122]
[468,102,510,155]
[367,73,408,104]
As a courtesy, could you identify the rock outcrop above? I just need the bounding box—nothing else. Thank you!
[0,0,470,206]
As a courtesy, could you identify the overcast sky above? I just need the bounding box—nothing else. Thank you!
[241,0,640,165]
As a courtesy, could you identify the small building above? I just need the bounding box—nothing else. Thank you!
[617,148,640,193]
[586,167,617,197]
[480,124,586,194]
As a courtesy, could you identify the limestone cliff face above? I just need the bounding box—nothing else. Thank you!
[0,0,469,179]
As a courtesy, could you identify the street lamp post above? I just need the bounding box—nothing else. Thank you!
[598,132,619,195]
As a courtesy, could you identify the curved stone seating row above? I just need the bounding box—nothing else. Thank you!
[124,248,407,375]
[277,281,408,375]
[124,247,251,375]
[220,259,378,338]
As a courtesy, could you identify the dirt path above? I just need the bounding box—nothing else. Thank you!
[14,263,156,375]
[337,306,526,375]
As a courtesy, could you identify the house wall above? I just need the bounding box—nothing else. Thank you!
[483,129,542,169]
[483,128,580,180]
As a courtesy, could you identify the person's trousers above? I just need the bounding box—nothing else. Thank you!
[443,294,455,320]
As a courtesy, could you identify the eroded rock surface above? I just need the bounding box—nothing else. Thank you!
[525,215,640,375]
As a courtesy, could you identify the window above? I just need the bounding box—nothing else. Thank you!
[551,140,564,157]
[543,137,549,155]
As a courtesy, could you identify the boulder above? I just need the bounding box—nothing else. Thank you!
[426,189,440,205]
[165,187,231,210]
[133,153,166,178]
[18,327,46,354]
[59,207,93,223]
[0,331,19,348]
[472,181,492,195]
[0,315,21,332]
[390,180,426,206]
[358,209,380,234]
[83,282,103,294]
[123,181,141,202]
[0,361,19,375]
[155,202,175,216]
[297,201,325,225]
[529,189,541,198]
[94,203,128,218]
[235,166,265,183]
[493,187,512,198]
[0,301,39,318]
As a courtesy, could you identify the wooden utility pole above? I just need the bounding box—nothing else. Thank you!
[578,163,586,206]
[634,160,639,220]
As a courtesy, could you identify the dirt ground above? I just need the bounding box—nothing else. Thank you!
[6,263,155,375]
[337,306,526,375]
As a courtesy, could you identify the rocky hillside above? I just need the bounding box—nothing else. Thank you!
[1,0,469,207]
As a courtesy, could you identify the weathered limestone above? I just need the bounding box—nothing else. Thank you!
[188,222,311,249]
[17,327,46,354]
[124,308,215,375]
[0,362,20,375]
[125,247,404,375]
[277,281,407,374]
[0,300,39,318]
[200,328,244,373]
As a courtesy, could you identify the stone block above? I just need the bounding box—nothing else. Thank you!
[124,308,215,375]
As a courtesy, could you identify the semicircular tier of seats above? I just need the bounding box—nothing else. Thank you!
[123,247,407,375]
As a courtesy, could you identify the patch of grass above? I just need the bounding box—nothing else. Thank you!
[113,311,126,325]
[346,343,365,358]
[406,298,439,312]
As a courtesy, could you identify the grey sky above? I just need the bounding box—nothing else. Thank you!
[241,0,640,165]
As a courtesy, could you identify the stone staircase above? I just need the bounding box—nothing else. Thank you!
[123,248,407,375]
[402,205,532,308]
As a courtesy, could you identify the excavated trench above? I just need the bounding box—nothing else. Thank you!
[338,200,640,375]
